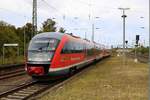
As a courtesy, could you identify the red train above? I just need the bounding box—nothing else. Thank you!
[25,32,110,80]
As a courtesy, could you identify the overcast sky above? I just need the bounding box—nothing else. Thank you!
[0,0,149,47]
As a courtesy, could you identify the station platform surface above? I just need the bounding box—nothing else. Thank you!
[40,56,148,100]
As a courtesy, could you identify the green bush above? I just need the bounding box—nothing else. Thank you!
[0,21,23,57]
[132,46,149,54]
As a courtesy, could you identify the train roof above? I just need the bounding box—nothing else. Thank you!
[32,32,83,41]
[32,32,64,40]
[32,32,81,40]
[32,32,104,46]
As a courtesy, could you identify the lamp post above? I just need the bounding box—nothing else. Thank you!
[148,0,150,100]
[24,25,26,58]
[92,23,94,42]
[91,17,100,42]
[118,8,130,65]
[23,16,27,58]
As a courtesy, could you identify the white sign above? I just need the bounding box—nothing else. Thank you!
[4,43,19,47]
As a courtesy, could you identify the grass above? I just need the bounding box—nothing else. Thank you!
[39,55,148,100]
[0,55,24,65]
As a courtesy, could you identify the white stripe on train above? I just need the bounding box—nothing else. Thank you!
[49,56,103,72]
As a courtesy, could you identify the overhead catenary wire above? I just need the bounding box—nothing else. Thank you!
[40,0,65,17]
[39,0,92,25]
[0,7,31,20]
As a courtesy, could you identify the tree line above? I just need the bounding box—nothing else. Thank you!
[0,18,66,57]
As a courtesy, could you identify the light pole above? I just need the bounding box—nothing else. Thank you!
[118,8,130,65]
[95,28,101,43]
[92,24,101,42]
[92,23,94,42]
[24,25,26,58]
[91,17,100,42]
[23,16,28,58]
[148,0,150,100]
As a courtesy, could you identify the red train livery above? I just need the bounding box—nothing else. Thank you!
[25,32,110,80]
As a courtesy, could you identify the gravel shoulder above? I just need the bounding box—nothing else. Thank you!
[39,56,148,100]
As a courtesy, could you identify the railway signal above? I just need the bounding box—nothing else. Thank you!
[136,35,140,46]
[134,35,140,63]
[125,40,128,49]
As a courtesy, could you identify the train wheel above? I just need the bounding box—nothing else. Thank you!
[32,76,39,81]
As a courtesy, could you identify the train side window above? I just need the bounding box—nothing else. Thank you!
[61,40,84,54]
[61,42,67,53]
[61,41,72,54]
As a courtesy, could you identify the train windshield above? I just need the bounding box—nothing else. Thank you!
[28,38,59,51]
[28,38,59,62]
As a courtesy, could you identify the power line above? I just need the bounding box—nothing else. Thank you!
[40,0,64,16]
[0,7,30,19]
[69,0,91,6]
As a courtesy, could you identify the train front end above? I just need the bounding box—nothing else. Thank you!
[25,33,60,78]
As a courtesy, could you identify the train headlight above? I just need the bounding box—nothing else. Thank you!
[48,58,51,61]
[28,58,32,61]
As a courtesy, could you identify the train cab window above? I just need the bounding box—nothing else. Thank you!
[28,38,59,62]
[28,38,59,51]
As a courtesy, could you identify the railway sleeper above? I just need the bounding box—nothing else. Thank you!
[18,90,35,94]
[22,89,38,92]
[7,95,25,99]
[13,93,29,96]
[1,98,21,100]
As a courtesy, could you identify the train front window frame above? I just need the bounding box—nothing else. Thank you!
[28,38,59,51]
[28,38,60,62]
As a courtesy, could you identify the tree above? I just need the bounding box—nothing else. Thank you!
[24,23,33,42]
[59,27,66,33]
[41,19,56,32]
[15,23,33,55]
[0,21,21,57]
[16,23,33,42]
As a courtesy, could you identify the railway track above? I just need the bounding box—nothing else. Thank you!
[0,57,110,100]
[0,80,36,100]
[0,64,26,80]
[0,68,86,100]
[0,66,90,100]
[0,64,24,74]
[0,79,64,100]
[0,69,26,80]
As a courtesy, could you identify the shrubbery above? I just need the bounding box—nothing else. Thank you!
[0,21,22,57]
[0,19,65,60]
[132,46,149,54]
